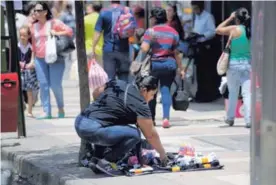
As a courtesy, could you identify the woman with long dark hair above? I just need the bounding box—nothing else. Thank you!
[30,2,73,119]
[216,8,251,128]
[166,3,185,41]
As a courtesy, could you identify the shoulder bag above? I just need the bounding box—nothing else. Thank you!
[217,33,233,75]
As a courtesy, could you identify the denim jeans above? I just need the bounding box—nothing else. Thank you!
[34,57,65,115]
[75,115,141,162]
[226,61,251,123]
[149,59,177,120]
[102,51,130,83]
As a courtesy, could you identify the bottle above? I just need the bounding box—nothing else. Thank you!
[176,155,191,167]
[171,166,181,172]
[195,152,220,168]
[129,166,154,174]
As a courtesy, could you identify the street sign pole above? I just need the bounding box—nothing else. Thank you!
[6,1,26,137]
[251,2,276,185]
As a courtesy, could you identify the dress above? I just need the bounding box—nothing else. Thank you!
[18,43,39,91]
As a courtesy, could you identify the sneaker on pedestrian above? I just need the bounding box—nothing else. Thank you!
[96,159,122,177]
[162,119,170,128]
[225,119,234,126]
[245,123,251,128]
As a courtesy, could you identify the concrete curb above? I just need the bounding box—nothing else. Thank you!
[1,149,64,185]
[1,145,89,185]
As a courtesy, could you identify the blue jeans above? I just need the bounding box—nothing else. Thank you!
[34,57,65,115]
[149,58,177,120]
[75,115,141,162]
[102,51,130,83]
[226,61,251,123]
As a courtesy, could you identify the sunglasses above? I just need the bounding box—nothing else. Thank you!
[34,9,44,13]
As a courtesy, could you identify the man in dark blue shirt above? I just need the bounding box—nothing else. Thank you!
[92,1,137,82]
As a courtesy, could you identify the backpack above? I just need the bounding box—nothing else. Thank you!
[113,6,136,39]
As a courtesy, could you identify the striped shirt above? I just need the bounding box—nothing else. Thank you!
[143,24,179,60]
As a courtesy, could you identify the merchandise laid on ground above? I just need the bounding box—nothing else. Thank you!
[81,143,224,177]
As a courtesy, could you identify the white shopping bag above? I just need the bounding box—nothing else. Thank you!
[45,35,57,64]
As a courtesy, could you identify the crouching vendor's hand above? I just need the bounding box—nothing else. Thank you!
[160,153,174,167]
[137,118,169,167]
[160,155,170,167]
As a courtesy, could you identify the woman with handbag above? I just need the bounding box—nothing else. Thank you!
[216,8,251,128]
[30,2,73,119]
[138,7,185,128]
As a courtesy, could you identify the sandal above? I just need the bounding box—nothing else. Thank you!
[27,113,34,118]
[36,114,52,120]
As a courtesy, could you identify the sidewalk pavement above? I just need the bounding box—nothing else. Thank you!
[1,80,249,185]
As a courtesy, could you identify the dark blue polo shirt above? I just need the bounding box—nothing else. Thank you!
[83,80,152,126]
[95,4,136,52]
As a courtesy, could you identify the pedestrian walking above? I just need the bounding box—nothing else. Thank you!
[30,2,73,119]
[92,1,137,82]
[216,8,252,128]
[18,26,39,118]
[138,7,185,128]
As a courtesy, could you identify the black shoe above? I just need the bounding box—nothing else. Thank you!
[78,139,94,166]
[88,158,103,174]
[225,119,234,126]
[96,159,123,177]
[245,123,251,128]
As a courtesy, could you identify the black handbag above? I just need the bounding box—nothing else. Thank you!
[172,78,190,111]
[55,35,75,56]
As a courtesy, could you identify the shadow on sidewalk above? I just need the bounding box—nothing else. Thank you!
[187,98,225,112]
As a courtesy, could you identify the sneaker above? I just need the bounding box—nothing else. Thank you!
[78,140,93,166]
[162,119,170,128]
[245,123,251,128]
[88,158,102,174]
[225,119,234,126]
[96,159,122,177]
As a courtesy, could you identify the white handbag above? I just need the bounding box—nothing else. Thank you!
[45,21,57,64]
[217,34,232,75]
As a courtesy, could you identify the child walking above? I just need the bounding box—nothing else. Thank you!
[18,26,39,117]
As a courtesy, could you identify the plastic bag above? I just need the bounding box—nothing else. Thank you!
[45,35,57,64]
[88,59,108,90]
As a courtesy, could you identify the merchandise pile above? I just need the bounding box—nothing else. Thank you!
[124,143,224,176]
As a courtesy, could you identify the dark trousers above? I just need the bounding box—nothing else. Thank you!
[103,51,130,83]
[194,40,221,102]
[149,59,177,120]
[75,115,141,162]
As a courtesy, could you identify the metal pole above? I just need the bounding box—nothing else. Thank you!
[251,1,276,185]
[74,1,91,166]
[6,1,26,137]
